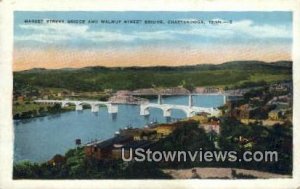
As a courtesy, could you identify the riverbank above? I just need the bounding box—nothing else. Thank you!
[13,102,112,120]
[13,103,74,120]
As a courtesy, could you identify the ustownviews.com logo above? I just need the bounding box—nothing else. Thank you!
[121,148,278,163]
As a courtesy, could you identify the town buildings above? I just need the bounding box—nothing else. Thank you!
[84,122,186,160]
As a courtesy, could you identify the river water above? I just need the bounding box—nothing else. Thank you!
[14,95,224,163]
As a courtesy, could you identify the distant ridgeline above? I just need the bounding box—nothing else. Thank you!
[14,61,292,92]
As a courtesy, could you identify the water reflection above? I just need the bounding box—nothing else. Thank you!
[111,113,117,121]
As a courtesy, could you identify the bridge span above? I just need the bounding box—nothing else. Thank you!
[140,103,220,117]
[140,94,220,117]
[34,100,118,113]
[35,94,222,118]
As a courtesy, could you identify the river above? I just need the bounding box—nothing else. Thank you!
[14,95,224,163]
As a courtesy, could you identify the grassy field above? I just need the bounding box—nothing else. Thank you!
[13,102,75,115]
[13,103,50,114]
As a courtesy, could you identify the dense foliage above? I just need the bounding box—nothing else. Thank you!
[13,148,171,179]
[218,117,292,174]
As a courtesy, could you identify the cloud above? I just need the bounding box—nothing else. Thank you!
[15,22,175,44]
[14,19,292,45]
[164,19,291,39]
[222,19,291,39]
[16,23,135,43]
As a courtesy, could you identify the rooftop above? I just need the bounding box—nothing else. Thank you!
[121,140,154,150]
[86,135,132,149]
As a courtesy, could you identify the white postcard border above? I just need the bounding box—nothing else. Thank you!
[0,0,299,188]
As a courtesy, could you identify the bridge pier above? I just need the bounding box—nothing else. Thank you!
[223,95,227,105]
[61,102,68,108]
[188,95,193,107]
[75,104,83,111]
[107,104,118,114]
[140,104,150,116]
[187,110,195,117]
[158,94,162,105]
[91,104,99,112]
[163,109,171,117]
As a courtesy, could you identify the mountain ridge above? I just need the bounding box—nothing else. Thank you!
[15,60,292,73]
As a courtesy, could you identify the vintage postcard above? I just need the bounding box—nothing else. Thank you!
[0,0,300,188]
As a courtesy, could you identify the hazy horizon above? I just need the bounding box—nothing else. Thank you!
[14,59,292,72]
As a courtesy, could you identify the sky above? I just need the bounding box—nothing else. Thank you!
[13,11,292,71]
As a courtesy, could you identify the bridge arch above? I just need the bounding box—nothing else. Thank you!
[140,105,164,115]
[61,101,77,107]
[164,107,191,117]
[80,102,118,113]
[78,102,94,107]
[34,100,118,113]
[141,104,193,117]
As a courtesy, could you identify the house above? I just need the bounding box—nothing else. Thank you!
[238,136,255,149]
[231,104,257,120]
[249,96,264,105]
[104,89,113,93]
[119,128,156,141]
[150,124,178,138]
[268,110,281,120]
[43,95,49,100]
[204,87,220,94]
[115,90,131,96]
[151,120,197,137]
[191,112,210,123]
[112,140,154,160]
[270,83,289,92]
[193,87,205,93]
[84,135,133,160]
[48,154,66,166]
[17,96,25,102]
[225,98,244,116]
[239,104,252,119]
[200,120,220,134]
[162,87,189,95]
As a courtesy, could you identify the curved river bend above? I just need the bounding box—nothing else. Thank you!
[14,95,224,163]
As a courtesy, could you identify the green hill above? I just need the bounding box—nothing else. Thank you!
[14,61,292,92]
